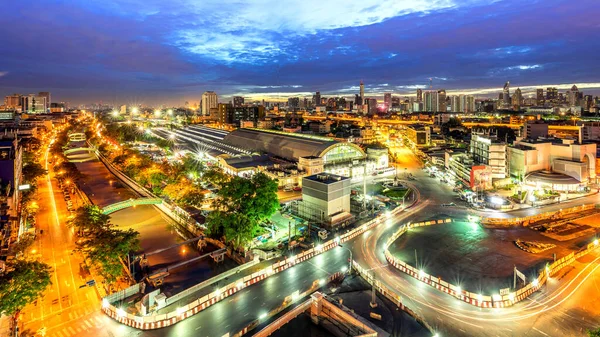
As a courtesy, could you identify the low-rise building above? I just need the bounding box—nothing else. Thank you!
[405,124,430,146]
[508,138,596,191]
[470,134,507,179]
[294,173,353,229]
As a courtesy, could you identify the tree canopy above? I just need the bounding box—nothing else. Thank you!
[589,328,600,337]
[0,260,52,317]
[206,172,279,250]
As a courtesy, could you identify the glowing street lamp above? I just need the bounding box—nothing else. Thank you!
[167,109,173,115]
[132,107,139,114]
[154,109,161,116]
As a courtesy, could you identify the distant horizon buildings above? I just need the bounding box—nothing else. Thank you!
[201,91,218,116]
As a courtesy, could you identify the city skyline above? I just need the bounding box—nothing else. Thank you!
[1,0,600,105]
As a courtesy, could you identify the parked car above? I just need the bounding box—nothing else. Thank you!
[293,186,302,192]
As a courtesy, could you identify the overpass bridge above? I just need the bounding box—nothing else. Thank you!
[101,197,163,214]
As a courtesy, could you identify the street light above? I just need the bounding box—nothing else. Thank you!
[337,243,352,274]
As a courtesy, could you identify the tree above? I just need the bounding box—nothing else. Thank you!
[0,260,52,319]
[224,213,255,250]
[203,168,230,187]
[22,162,46,183]
[589,328,600,337]
[11,233,36,257]
[207,172,279,249]
[78,228,140,283]
[70,205,111,236]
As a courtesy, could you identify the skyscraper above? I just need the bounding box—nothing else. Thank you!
[416,89,423,102]
[201,91,218,115]
[502,82,511,108]
[568,85,579,106]
[313,91,321,107]
[38,92,51,108]
[437,89,446,112]
[287,97,300,111]
[359,81,365,113]
[450,96,460,112]
[233,96,244,108]
[536,89,544,105]
[512,88,523,110]
[424,91,438,112]
[383,93,392,111]
[546,87,558,102]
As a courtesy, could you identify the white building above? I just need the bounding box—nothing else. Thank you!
[201,91,218,116]
[295,173,353,229]
[470,134,507,179]
[508,138,596,191]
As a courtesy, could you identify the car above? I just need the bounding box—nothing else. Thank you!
[293,186,302,191]
[283,187,293,192]
[441,202,456,207]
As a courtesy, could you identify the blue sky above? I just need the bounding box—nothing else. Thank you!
[0,0,599,105]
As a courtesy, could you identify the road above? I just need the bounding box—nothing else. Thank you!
[351,151,600,337]
[20,145,119,337]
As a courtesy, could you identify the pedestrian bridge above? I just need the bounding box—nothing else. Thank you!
[64,147,97,163]
[68,132,86,142]
[101,197,163,214]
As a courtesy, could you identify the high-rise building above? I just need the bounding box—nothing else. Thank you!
[416,89,423,102]
[359,81,365,104]
[568,85,579,106]
[313,91,321,107]
[366,98,378,115]
[512,88,523,110]
[536,89,544,105]
[383,93,392,111]
[38,92,51,108]
[502,82,511,108]
[546,87,558,102]
[20,94,47,113]
[437,89,446,112]
[4,94,21,110]
[201,91,218,115]
[450,96,460,112]
[424,91,438,112]
[288,97,300,111]
[233,96,244,108]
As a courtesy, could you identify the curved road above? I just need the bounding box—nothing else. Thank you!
[352,162,600,337]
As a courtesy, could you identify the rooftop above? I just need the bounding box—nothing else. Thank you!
[304,173,349,184]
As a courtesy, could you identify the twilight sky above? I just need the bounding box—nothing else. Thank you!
[1,0,599,106]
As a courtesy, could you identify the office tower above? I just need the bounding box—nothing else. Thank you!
[546,87,558,102]
[424,91,438,112]
[536,89,544,105]
[233,96,244,108]
[437,89,446,112]
[384,93,392,111]
[502,82,511,107]
[512,88,523,110]
[201,91,218,115]
[416,89,423,102]
[20,94,47,113]
[451,96,460,112]
[354,94,362,107]
[313,91,321,107]
[568,85,579,106]
[120,105,127,114]
[38,92,51,108]
[287,97,300,111]
[4,94,21,109]
[360,81,365,104]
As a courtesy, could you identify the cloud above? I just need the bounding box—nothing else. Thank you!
[0,71,7,77]
[160,0,495,63]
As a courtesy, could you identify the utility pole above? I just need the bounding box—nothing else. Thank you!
[370,272,378,308]
[363,163,367,211]
[288,221,291,250]
[415,249,418,269]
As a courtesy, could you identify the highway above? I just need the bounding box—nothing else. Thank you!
[351,152,600,337]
